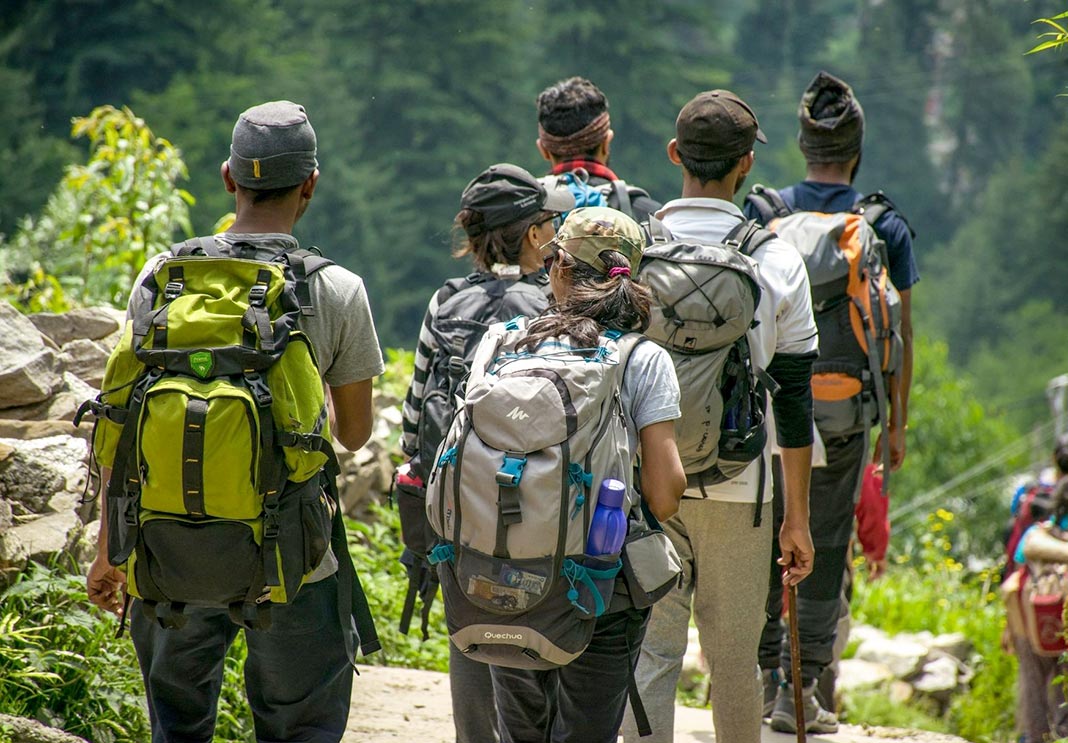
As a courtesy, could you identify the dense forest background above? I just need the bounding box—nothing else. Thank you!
[0,0,1065,441]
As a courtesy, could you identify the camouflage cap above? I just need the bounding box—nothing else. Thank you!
[551,206,645,275]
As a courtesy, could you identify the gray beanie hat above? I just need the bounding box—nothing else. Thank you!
[228,101,318,189]
[798,71,865,164]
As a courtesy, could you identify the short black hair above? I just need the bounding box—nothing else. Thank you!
[678,151,742,185]
[1056,435,1068,475]
[241,183,301,204]
[536,77,608,138]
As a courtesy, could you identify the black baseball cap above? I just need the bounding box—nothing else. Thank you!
[460,163,574,234]
[675,90,767,161]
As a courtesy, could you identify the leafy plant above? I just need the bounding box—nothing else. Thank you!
[0,559,150,742]
[849,509,1017,742]
[1027,11,1068,55]
[0,105,193,312]
[346,501,451,672]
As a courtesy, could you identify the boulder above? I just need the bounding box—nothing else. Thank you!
[912,655,967,708]
[0,435,89,515]
[6,510,82,562]
[0,526,30,584]
[854,635,929,679]
[837,658,895,691]
[28,307,121,347]
[0,373,98,422]
[0,303,64,409]
[0,420,91,441]
[926,632,972,663]
[60,338,110,388]
[0,714,89,743]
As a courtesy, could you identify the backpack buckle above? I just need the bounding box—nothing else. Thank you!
[163,281,184,300]
[496,454,527,487]
[248,284,268,307]
[447,356,466,379]
[244,372,273,407]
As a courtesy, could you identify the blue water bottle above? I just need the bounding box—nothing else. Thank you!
[586,478,628,555]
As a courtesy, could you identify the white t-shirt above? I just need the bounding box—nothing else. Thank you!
[657,198,819,503]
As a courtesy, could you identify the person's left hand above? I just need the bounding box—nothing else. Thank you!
[874,424,906,472]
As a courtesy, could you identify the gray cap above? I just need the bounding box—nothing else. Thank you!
[798,71,865,164]
[228,101,318,189]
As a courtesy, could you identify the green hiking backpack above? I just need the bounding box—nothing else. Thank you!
[77,237,377,650]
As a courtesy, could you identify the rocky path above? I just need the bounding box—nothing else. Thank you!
[342,665,970,743]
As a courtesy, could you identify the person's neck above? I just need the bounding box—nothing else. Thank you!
[227,204,298,235]
[680,176,735,202]
[804,163,852,185]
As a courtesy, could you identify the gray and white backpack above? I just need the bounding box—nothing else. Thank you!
[638,219,773,521]
[426,319,642,669]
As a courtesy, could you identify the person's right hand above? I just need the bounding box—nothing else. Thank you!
[866,555,888,581]
[778,519,814,586]
[87,554,126,616]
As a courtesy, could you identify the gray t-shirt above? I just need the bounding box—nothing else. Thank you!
[620,338,682,454]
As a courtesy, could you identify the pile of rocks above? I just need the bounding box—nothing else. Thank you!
[0,304,400,591]
[679,622,976,716]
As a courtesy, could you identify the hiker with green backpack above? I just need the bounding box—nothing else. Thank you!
[81,101,385,742]
[743,71,919,733]
[397,162,574,743]
[621,90,818,743]
[426,207,686,742]
[534,77,661,225]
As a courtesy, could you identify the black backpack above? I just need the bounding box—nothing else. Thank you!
[396,271,551,638]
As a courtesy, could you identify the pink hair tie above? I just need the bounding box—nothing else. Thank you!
[608,266,631,278]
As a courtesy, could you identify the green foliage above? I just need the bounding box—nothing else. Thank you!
[0,105,193,311]
[0,560,150,742]
[888,336,1024,554]
[1027,10,1068,55]
[346,502,450,672]
[851,512,1017,742]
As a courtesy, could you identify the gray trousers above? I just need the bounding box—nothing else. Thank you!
[450,641,499,743]
[621,497,772,743]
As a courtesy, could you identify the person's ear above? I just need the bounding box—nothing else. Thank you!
[739,151,755,178]
[301,169,319,201]
[221,161,237,193]
[598,129,614,160]
[536,139,553,163]
[666,139,683,166]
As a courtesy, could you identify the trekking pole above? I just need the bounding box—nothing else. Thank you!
[787,582,806,743]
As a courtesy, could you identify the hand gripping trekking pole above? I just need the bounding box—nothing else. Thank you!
[787,582,806,743]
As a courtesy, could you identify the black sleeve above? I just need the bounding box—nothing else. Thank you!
[766,351,817,448]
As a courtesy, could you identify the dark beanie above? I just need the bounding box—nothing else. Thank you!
[798,71,864,164]
[228,101,318,190]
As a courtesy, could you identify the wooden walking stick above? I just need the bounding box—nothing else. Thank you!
[787,581,806,743]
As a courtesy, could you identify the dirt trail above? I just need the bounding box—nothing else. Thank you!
[342,665,970,743]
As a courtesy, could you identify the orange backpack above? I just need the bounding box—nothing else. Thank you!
[747,187,903,479]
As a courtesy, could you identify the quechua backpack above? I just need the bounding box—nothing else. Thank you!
[426,319,642,669]
[637,219,771,523]
[397,271,549,639]
[746,185,903,481]
[76,236,377,654]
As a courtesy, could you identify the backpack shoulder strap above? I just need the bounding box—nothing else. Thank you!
[643,215,672,245]
[285,248,335,317]
[172,235,223,258]
[725,219,776,257]
[745,184,792,225]
[607,179,634,218]
[853,191,916,239]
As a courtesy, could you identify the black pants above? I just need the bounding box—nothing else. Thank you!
[490,607,648,743]
[130,575,353,743]
[759,432,867,685]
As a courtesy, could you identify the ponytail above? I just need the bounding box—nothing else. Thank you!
[517,249,651,353]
